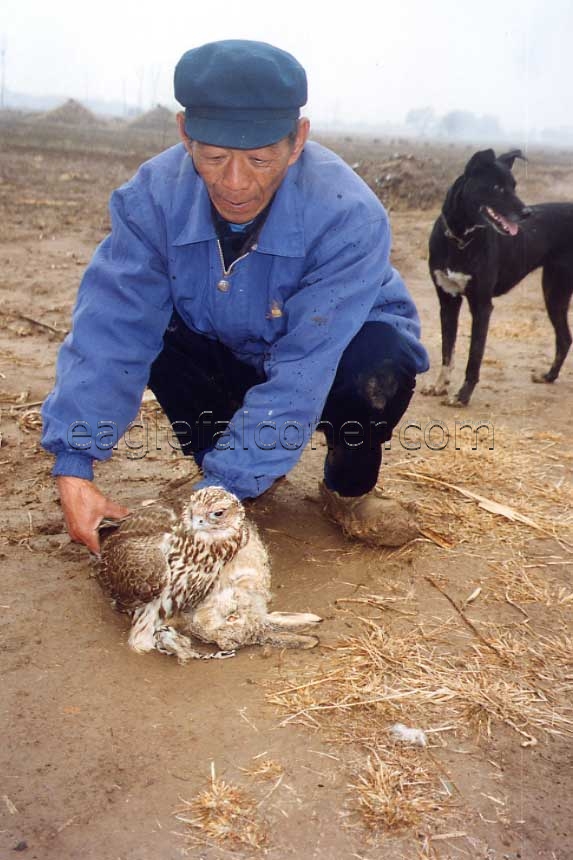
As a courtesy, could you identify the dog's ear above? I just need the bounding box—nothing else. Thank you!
[497,149,527,170]
[464,149,496,176]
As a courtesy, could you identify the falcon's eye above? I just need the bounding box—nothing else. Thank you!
[210,510,225,520]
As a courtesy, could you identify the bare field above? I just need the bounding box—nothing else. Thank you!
[1,117,573,860]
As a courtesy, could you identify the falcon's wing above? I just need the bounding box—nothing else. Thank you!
[100,504,177,539]
[98,532,171,611]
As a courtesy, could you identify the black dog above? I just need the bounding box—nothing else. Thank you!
[422,148,573,406]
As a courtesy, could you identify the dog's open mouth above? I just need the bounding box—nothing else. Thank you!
[481,206,520,237]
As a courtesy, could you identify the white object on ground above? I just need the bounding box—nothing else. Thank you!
[389,723,428,747]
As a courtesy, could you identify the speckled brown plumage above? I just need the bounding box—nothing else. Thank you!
[98,487,248,660]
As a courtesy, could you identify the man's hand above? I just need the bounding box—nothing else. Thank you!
[56,476,131,554]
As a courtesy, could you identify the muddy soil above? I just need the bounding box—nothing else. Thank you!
[1,119,573,860]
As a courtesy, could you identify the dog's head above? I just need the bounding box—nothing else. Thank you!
[449,149,530,236]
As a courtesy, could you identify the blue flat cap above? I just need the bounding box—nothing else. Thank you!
[174,39,307,149]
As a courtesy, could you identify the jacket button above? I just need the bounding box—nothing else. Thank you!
[217,279,231,292]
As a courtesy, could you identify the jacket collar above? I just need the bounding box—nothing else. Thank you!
[172,155,217,246]
[172,149,306,258]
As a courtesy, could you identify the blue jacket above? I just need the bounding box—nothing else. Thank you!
[41,141,429,498]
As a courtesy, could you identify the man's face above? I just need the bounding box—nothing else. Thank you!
[178,116,310,223]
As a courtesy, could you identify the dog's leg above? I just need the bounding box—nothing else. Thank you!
[449,297,493,406]
[532,265,573,383]
[422,290,462,397]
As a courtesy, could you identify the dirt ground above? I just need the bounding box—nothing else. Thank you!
[1,117,573,860]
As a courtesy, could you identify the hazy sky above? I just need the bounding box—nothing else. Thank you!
[2,0,573,134]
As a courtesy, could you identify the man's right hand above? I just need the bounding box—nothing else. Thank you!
[56,476,131,555]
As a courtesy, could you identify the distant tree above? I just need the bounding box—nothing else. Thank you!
[439,109,476,138]
[477,114,502,138]
[438,110,503,141]
[405,106,436,136]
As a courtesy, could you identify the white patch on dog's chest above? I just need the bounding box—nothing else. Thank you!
[434,268,472,296]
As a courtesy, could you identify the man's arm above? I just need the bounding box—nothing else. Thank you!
[42,177,174,547]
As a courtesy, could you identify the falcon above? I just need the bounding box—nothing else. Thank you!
[98,487,248,661]
[98,486,321,661]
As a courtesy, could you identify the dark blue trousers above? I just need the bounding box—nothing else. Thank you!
[148,314,418,496]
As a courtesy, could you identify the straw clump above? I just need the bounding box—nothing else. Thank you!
[351,750,447,834]
[243,757,284,783]
[17,409,43,433]
[175,770,269,853]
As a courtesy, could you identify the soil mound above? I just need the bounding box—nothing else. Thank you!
[129,105,175,131]
[40,99,99,126]
[355,153,450,211]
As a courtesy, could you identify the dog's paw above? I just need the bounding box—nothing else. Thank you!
[531,368,555,384]
[441,395,469,408]
[421,383,448,397]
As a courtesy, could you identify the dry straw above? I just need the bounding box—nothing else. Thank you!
[268,612,573,837]
[268,424,573,839]
[242,756,285,783]
[385,422,573,552]
[174,762,269,853]
[17,409,43,433]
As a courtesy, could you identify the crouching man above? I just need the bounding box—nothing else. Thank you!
[41,39,429,553]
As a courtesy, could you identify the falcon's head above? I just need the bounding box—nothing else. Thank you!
[183,487,245,542]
